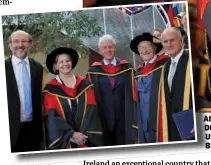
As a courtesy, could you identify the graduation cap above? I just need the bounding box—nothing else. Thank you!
[130,32,163,55]
[46,47,79,74]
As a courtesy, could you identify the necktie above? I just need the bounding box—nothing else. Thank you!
[108,63,115,87]
[20,60,32,120]
[143,62,148,67]
[168,61,177,91]
[71,99,77,120]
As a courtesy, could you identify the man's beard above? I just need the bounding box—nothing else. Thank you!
[14,46,28,58]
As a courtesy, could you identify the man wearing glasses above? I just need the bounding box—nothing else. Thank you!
[5,30,44,152]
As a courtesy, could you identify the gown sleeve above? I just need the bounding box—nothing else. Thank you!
[43,92,75,149]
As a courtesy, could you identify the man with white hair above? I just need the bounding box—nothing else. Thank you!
[157,27,194,142]
[87,34,141,146]
[5,30,44,152]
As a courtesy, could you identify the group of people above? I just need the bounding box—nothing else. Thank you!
[5,26,194,153]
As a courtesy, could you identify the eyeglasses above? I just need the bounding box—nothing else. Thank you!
[10,40,31,44]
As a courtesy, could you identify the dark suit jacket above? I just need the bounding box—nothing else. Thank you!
[5,57,44,152]
[163,51,192,141]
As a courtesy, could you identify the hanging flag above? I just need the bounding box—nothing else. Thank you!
[119,6,145,16]
[167,4,174,26]
[197,0,209,30]
[172,3,181,16]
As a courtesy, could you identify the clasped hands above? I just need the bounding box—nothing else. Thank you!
[72,132,88,145]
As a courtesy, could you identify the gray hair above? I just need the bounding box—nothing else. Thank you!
[161,27,182,39]
[8,30,32,43]
[98,34,116,48]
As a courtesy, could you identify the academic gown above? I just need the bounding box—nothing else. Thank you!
[87,60,139,146]
[43,75,103,149]
[157,51,193,142]
[135,54,169,143]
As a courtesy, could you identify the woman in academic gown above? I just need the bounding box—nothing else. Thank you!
[43,47,103,149]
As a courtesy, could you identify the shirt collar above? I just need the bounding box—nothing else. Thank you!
[12,55,29,65]
[144,55,157,65]
[56,74,76,84]
[103,57,117,65]
[171,49,184,64]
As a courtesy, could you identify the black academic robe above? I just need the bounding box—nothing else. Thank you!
[87,60,138,146]
[157,51,193,142]
[43,75,103,149]
[5,57,44,152]
[135,54,169,143]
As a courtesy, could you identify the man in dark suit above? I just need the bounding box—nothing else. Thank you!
[87,34,140,145]
[5,30,44,152]
[157,27,194,142]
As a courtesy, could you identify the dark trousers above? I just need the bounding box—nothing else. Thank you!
[105,122,125,146]
[13,121,41,152]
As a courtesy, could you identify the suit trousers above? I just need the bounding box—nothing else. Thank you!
[13,121,40,152]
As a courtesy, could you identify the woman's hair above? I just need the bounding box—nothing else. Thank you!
[53,53,73,74]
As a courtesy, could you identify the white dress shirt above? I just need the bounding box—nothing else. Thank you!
[103,57,117,66]
[12,55,32,122]
[168,49,184,88]
[143,54,157,66]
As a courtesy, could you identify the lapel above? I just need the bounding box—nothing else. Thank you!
[113,60,123,89]
[100,60,111,87]
[75,92,86,130]
[29,58,36,94]
[6,58,21,119]
[137,76,152,92]
[140,62,154,90]
[164,59,171,98]
[136,77,145,92]
[6,58,20,100]
[144,75,153,91]
[171,53,187,94]
[112,74,119,89]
